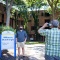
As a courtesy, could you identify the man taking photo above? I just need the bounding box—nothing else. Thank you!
[38,20,60,60]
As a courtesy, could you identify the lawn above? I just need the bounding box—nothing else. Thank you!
[26,41,45,44]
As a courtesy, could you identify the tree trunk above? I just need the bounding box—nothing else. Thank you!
[6,7,10,26]
[52,0,54,20]
[6,0,13,26]
[52,7,55,20]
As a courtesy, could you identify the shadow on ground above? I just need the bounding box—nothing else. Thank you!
[0,49,41,60]
[0,50,16,60]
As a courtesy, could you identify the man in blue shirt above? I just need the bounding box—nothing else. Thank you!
[16,25,27,57]
[38,20,60,60]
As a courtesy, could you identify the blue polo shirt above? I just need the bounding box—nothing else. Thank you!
[16,30,27,42]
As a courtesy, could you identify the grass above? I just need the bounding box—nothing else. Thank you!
[26,41,45,44]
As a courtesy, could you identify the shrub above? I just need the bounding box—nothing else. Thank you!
[0,26,16,34]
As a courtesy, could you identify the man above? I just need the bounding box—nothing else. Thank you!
[16,25,27,57]
[38,20,60,60]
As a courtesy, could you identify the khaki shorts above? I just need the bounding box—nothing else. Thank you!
[17,42,25,48]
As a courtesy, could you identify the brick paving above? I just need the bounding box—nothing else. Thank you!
[0,44,45,60]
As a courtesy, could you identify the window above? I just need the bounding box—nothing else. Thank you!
[41,12,44,16]
[28,20,31,22]
[41,12,50,17]
[21,21,24,25]
[45,19,50,23]
[2,14,4,23]
[31,26,35,30]
[45,12,50,17]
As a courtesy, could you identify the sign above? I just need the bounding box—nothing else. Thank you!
[1,31,14,50]
[0,31,16,57]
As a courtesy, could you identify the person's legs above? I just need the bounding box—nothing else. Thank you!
[18,47,20,56]
[22,47,25,56]
[17,42,21,56]
[45,54,54,60]
[21,42,25,56]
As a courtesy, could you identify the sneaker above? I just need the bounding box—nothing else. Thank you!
[22,56,25,58]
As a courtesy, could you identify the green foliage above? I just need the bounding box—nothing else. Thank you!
[58,15,60,21]
[26,0,46,8]
[14,0,26,5]
[3,0,26,5]
[17,5,29,29]
[47,0,60,12]
[46,7,52,14]
[0,26,16,34]
[26,41,45,44]
[46,0,60,19]
[26,0,47,40]
[0,26,3,34]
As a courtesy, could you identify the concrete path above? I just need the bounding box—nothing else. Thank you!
[25,44,45,60]
[0,44,45,60]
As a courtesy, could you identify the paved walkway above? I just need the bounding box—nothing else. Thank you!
[24,44,45,60]
[0,44,45,60]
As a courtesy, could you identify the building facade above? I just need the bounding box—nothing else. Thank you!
[0,3,60,41]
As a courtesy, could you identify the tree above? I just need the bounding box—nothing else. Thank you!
[26,0,46,40]
[3,0,14,26]
[4,0,14,26]
[47,0,60,19]
[3,0,25,26]
[13,5,28,31]
[14,0,28,30]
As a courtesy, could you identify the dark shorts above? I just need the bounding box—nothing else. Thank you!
[45,54,60,60]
